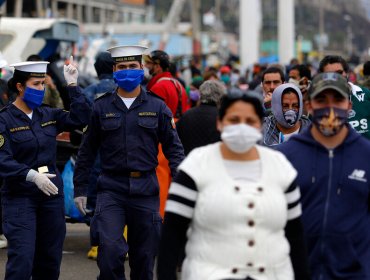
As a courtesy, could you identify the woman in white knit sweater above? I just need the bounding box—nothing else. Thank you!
[157,92,310,280]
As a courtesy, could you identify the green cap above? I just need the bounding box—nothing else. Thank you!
[309,72,351,99]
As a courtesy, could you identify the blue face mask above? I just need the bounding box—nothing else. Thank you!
[113,69,144,92]
[22,86,45,110]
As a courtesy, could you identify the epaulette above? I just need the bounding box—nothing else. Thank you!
[95,91,113,102]
[41,103,52,108]
[147,90,165,101]
[0,104,10,112]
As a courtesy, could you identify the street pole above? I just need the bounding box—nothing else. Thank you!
[278,0,295,65]
[191,0,202,59]
[318,1,325,60]
[239,0,261,75]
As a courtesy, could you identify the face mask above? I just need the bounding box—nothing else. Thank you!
[143,67,152,80]
[22,86,45,109]
[283,109,298,126]
[221,75,230,84]
[113,69,144,92]
[312,107,347,137]
[288,78,300,86]
[221,123,262,153]
[189,89,200,101]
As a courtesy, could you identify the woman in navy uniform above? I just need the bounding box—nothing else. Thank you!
[73,45,185,280]
[0,59,90,280]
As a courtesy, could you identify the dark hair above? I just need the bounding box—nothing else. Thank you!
[218,91,265,121]
[261,67,285,82]
[94,51,114,77]
[150,50,170,71]
[168,62,177,77]
[290,64,312,80]
[203,70,218,81]
[363,61,370,76]
[27,54,43,61]
[7,72,29,95]
[319,55,349,73]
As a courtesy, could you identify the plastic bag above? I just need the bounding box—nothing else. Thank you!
[62,158,85,222]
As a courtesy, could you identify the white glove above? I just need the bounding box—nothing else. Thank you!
[63,56,78,86]
[74,196,87,216]
[26,170,58,196]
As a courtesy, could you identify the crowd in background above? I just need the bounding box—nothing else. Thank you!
[0,47,370,280]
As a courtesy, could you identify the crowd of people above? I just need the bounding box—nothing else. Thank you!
[0,45,369,280]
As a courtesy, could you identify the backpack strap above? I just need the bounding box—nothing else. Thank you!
[156,77,184,118]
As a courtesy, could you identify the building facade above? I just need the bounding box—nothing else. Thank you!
[0,0,153,24]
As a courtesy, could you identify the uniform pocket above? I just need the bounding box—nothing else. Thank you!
[42,125,57,137]
[101,115,121,131]
[138,117,158,129]
[2,197,29,233]
[11,131,33,143]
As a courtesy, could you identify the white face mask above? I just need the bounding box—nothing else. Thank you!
[221,123,262,153]
[143,67,152,79]
[288,77,300,86]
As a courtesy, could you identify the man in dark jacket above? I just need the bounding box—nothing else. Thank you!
[277,72,370,279]
[83,51,116,103]
[176,80,225,155]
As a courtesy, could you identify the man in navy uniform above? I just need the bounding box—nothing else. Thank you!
[73,45,185,280]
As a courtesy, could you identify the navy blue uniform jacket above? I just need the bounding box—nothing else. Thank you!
[73,89,185,197]
[277,125,370,279]
[0,86,91,197]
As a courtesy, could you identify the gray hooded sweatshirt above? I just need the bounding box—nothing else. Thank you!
[262,83,311,146]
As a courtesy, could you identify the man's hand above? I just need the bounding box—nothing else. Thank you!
[263,91,272,103]
[74,196,88,216]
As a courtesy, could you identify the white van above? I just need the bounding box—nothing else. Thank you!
[0,17,79,64]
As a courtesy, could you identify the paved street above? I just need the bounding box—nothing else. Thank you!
[0,223,132,279]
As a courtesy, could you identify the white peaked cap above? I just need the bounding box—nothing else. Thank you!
[107,45,148,62]
[10,61,49,74]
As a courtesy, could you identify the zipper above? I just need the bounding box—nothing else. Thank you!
[320,149,334,271]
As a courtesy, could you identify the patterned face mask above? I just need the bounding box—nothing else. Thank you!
[283,109,298,127]
[312,107,348,137]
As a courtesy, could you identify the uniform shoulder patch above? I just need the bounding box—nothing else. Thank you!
[171,118,176,129]
[0,134,4,148]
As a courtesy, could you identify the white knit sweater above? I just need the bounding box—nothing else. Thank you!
[167,142,298,280]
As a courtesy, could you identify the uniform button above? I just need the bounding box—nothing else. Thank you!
[248,220,255,227]
[234,186,240,192]
[259,267,265,273]
[257,187,263,192]
[248,202,255,209]
[248,240,255,247]
[247,262,253,267]
[231,267,238,274]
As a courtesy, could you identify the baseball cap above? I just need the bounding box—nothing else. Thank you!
[308,72,350,99]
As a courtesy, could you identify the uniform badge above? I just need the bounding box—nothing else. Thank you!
[0,135,4,148]
[171,118,176,129]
